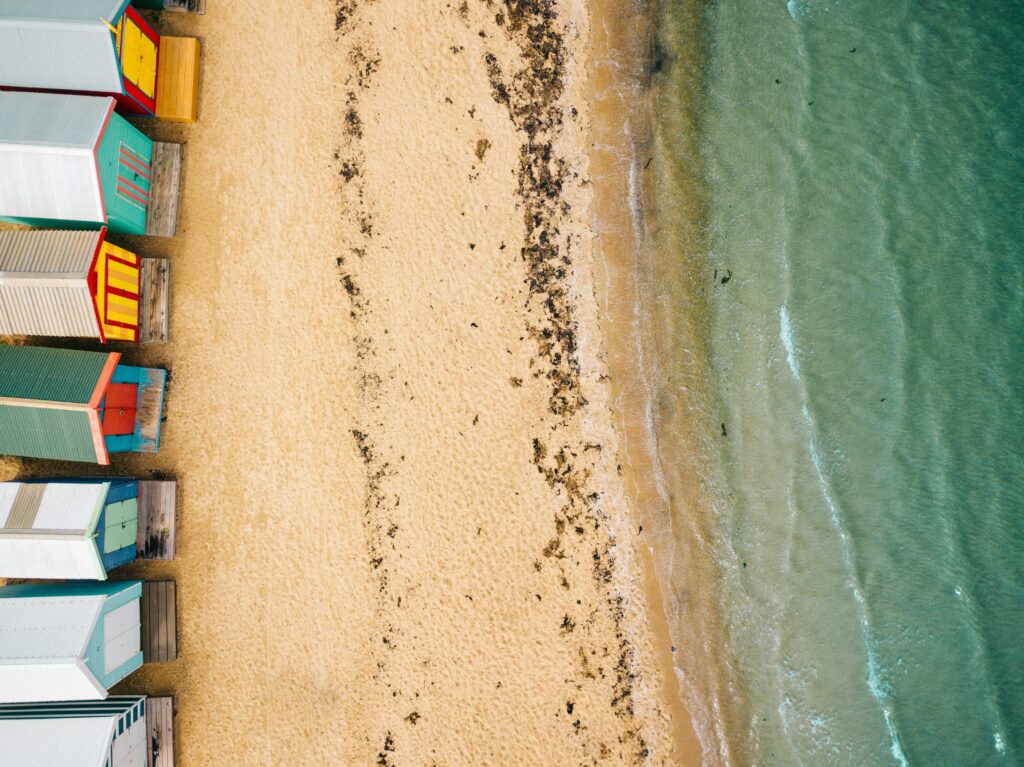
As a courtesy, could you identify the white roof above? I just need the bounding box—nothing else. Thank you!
[0,92,110,147]
[0,1,130,97]
[0,538,106,580]
[0,595,104,660]
[0,92,111,225]
[0,482,110,579]
[0,716,114,767]
[0,0,128,22]
[0,595,107,703]
[0,482,108,532]
[0,230,105,338]
[0,229,103,276]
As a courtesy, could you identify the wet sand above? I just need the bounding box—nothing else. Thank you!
[2,0,699,763]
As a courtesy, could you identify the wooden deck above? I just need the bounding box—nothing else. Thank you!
[146,696,175,767]
[137,480,177,559]
[145,143,184,238]
[155,37,201,123]
[135,368,167,451]
[141,581,178,663]
[164,0,206,12]
[139,258,170,344]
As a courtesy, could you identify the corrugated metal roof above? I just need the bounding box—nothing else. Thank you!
[0,406,101,463]
[0,662,106,703]
[0,481,109,532]
[0,594,104,660]
[0,285,99,337]
[0,229,101,274]
[0,93,110,224]
[0,18,123,97]
[0,92,109,147]
[0,538,105,580]
[38,483,107,532]
[0,231,103,336]
[0,483,14,526]
[0,345,110,403]
[0,696,142,719]
[0,0,129,22]
[0,717,114,767]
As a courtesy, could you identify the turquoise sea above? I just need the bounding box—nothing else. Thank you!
[644,0,1024,763]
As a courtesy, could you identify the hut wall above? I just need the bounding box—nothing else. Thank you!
[105,365,166,454]
[98,113,153,235]
[113,712,148,767]
[82,583,144,691]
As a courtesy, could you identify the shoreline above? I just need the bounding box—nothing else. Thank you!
[581,0,706,763]
[583,0,753,763]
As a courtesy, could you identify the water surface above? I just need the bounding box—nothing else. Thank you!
[648,1,1024,763]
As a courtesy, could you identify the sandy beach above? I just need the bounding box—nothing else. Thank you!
[2,1,700,763]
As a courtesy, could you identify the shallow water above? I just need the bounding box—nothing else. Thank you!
[646,0,1024,763]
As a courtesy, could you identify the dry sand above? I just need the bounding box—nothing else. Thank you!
[2,0,702,763]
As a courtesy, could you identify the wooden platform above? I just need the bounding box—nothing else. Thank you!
[135,368,167,452]
[145,143,183,238]
[137,480,177,559]
[139,258,170,344]
[164,0,206,12]
[141,581,178,663]
[146,696,175,767]
[155,37,201,123]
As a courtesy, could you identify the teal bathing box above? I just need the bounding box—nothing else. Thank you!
[0,92,153,235]
[0,580,144,703]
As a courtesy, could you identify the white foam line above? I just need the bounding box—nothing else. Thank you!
[780,304,910,767]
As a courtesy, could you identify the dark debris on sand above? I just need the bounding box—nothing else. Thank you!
[484,1,656,764]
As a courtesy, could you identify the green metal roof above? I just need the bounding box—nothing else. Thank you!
[0,406,99,463]
[0,345,109,404]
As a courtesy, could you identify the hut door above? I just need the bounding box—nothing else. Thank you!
[103,600,141,675]
[102,384,138,436]
[94,242,141,342]
[119,7,158,104]
[104,499,138,554]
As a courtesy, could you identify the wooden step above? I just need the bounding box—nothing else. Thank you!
[139,258,170,344]
[136,480,177,560]
[141,581,178,663]
[164,0,206,12]
[135,0,205,11]
[145,143,183,238]
[146,696,175,767]
[155,37,201,123]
